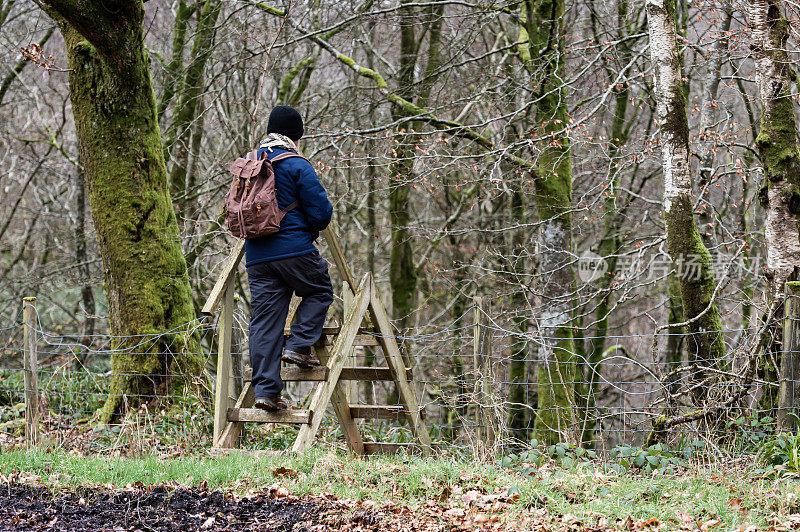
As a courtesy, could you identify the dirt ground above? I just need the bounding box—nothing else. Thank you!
[0,483,471,531]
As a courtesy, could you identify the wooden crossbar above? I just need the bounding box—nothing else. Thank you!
[283,330,380,347]
[242,366,408,383]
[350,405,405,420]
[349,405,426,420]
[227,408,312,424]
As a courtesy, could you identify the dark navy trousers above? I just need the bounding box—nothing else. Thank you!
[246,250,334,398]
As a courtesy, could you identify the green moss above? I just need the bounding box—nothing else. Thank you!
[755,132,771,148]
[336,52,356,68]
[665,194,725,394]
[278,57,315,105]
[534,328,577,446]
[254,2,285,16]
[524,0,577,445]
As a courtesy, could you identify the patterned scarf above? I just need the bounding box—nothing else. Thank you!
[258,133,297,154]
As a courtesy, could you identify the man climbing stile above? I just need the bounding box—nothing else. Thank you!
[243,105,334,411]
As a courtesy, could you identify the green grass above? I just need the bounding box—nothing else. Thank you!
[1,447,798,530]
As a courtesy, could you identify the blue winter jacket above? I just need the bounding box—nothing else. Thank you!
[244,147,333,267]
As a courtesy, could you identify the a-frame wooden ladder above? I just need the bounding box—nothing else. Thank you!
[202,228,432,455]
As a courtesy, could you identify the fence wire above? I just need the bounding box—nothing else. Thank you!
[1,297,797,456]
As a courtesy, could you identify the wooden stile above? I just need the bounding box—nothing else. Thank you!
[207,229,432,455]
[367,276,433,453]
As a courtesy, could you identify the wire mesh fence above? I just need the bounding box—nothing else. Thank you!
[1,294,797,456]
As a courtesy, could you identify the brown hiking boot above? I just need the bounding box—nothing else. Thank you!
[254,396,290,412]
[282,349,321,369]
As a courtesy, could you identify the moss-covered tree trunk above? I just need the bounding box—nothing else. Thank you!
[388,0,419,334]
[750,0,800,307]
[38,0,202,423]
[646,0,724,404]
[517,0,577,445]
[583,28,631,445]
[750,0,800,418]
[388,2,442,335]
[507,190,531,442]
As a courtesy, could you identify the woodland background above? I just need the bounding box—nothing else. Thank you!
[0,0,795,451]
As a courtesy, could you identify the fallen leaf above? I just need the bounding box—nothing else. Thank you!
[562,513,578,523]
[273,467,298,478]
[638,517,659,528]
[444,508,466,519]
[462,490,482,506]
[727,497,742,508]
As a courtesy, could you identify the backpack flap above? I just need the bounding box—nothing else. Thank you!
[229,151,265,185]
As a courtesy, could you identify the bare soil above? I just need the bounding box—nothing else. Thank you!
[0,483,323,531]
[0,483,464,531]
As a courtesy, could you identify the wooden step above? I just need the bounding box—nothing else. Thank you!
[350,405,404,420]
[242,367,328,382]
[244,366,411,382]
[284,326,368,335]
[282,366,328,382]
[209,448,283,458]
[340,366,412,381]
[227,408,312,424]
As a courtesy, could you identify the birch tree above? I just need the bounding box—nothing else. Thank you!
[646,0,724,400]
[750,0,800,306]
[750,0,800,428]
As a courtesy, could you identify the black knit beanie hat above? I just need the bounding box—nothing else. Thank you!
[267,105,304,141]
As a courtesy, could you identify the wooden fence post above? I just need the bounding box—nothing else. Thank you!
[213,277,235,446]
[779,282,800,432]
[22,297,40,446]
[473,297,495,449]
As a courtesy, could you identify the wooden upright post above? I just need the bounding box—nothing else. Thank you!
[22,297,40,446]
[473,297,495,448]
[213,277,235,446]
[779,282,800,432]
[473,297,484,441]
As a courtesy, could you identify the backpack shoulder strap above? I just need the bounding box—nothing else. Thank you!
[270,151,306,163]
[268,152,305,214]
[281,200,299,214]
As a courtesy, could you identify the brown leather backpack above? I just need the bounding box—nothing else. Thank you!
[225,150,304,239]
